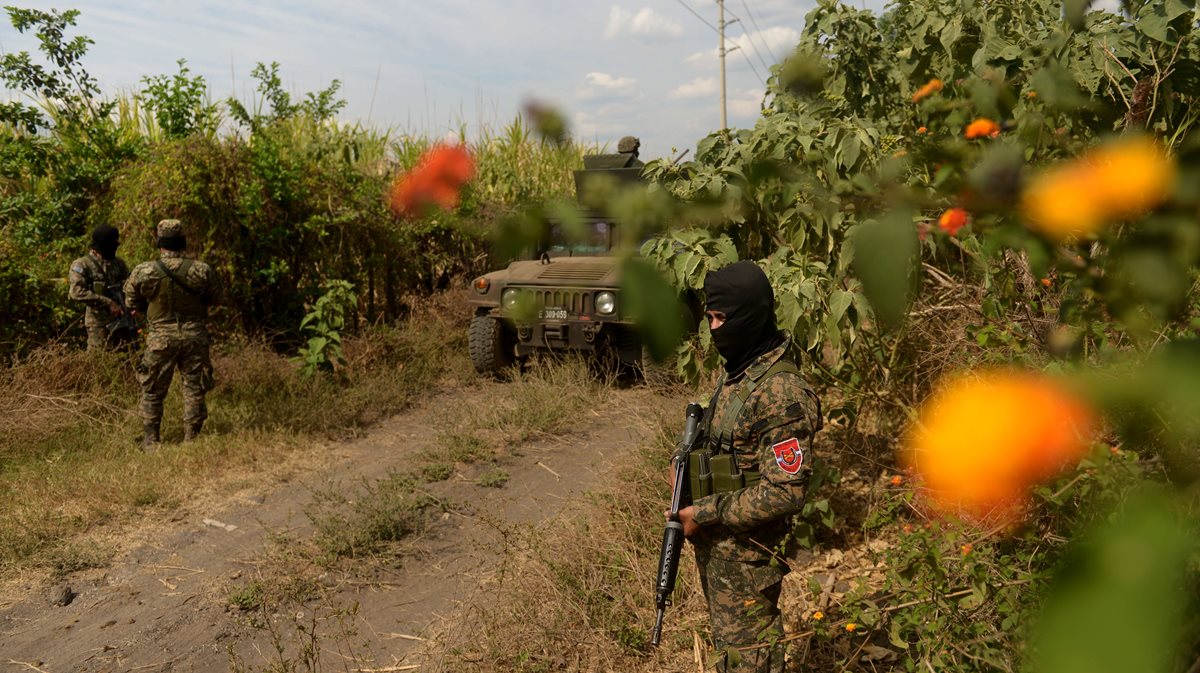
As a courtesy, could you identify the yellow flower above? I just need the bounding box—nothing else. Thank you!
[902,370,1094,521]
[1089,136,1176,219]
[845,623,858,632]
[812,611,824,621]
[1022,135,1176,240]
[1021,164,1105,239]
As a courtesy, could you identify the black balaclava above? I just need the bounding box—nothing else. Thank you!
[157,235,186,251]
[91,224,120,260]
[703,261,783,377]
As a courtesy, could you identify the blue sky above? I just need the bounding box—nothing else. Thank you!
[0,0,1114,159]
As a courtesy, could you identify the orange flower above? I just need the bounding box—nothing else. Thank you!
[964,118,1001,140]
[902,523,914,534]
[917,126,928,135]
[845,623,858,632]
[1021,135,1175,240]
[961,543,973,556]
[1027,91,1038,99]
[812,611,824,621]
[1040,278,1052,287]
[902,370,1094,521]
[938,208,969,236]
[890,475,903,486]
[389,144,476,218]
[911,78,943,102]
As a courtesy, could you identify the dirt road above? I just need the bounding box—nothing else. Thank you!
[0,382,682,673]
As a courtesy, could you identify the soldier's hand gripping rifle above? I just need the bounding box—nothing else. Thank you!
[650,401,705,647]
[99,281,139,345]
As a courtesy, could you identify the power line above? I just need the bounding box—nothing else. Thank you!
[672,0,766,85]
[673,0,718,33]
[738,0,780,63]
[723,6,773,75]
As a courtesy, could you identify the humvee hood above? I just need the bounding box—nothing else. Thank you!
[500,257,620,286]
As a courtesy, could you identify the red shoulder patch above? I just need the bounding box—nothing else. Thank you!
[772,438,804,475]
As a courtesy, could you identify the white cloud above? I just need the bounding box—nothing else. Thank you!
[577,71,639,100]
[604,6,683,39]
[668,77,718,99]
[686,26,800,67]
[728,89,764,118]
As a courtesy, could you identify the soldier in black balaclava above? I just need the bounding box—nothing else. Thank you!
[68,224,131,351]
[670,260,823,672]
[702,261,784,378]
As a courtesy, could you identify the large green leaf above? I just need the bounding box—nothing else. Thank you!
[619,257,687,362]
[1032,492,1194,673]
[850,209,918,329]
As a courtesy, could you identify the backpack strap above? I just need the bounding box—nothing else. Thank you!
[155,259,198,295]
[711,356,800,451]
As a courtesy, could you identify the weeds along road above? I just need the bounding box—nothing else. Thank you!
[0,367,686,673]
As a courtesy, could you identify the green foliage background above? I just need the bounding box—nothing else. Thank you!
[0,8,589,355]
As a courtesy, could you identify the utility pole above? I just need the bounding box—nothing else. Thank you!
[718,0,727,130]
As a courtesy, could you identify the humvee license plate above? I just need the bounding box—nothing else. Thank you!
[540,307,569,321]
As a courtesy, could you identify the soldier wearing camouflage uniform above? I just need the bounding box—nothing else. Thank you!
[124,219,221,448]
[68,224,131,351]
[674,261,822,673]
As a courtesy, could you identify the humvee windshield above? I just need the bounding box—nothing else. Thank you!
[541,221,614,257]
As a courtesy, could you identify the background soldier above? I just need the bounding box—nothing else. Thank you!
[674,261,823,672]
[617,135,643,167]
[124,219,221,448]
[68,224,131,351]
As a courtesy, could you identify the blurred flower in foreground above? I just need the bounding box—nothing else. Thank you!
[1022,135,1175,239]
[389,144,475,218]
[911,78,943,102]
[938,208,969,236]
[964,118,1001,140]
[903,370,1094,521]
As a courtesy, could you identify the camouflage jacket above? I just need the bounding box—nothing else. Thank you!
[124,250,221,338]
[68,251,130,328]
[689,335,822,562]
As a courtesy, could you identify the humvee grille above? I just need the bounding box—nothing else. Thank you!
[536,263,612,282]
[529,288,593,314]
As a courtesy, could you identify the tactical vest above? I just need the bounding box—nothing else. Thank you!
[146,258,208,324]
[688,356,802,499]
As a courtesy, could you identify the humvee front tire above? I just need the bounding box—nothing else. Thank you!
[639,345,678,388]
[469,315,514,376]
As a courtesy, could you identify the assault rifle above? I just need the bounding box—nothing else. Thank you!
[98,281,139,346]
[650,401,705,647]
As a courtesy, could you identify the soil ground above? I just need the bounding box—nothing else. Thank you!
[0,381,685,673]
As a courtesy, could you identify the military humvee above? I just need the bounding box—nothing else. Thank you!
[468,137,670,377]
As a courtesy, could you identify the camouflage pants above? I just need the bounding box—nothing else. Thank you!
[695,546,786,673]
[86,326,108,352]
[137,332,213,427]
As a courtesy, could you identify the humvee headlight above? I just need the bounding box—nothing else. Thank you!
[596,291,616,315]
[502,288,521,311]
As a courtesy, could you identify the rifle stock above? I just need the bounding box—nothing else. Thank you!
[650,401,705,647]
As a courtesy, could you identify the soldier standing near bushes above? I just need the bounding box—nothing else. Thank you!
[68,224,131,351]
[673,261,823,673]
[124,219,221,448]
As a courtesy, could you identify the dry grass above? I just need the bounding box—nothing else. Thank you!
[432,357,610,465]
[425,393,710,673]
[0,289,474,581]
